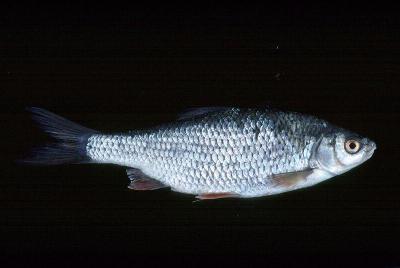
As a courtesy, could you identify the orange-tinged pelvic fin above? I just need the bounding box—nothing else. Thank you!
[196,192,239,200]
[272,169,313,188]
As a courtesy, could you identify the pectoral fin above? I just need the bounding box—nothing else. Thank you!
[126,168,168,191]
[272,169,313,188]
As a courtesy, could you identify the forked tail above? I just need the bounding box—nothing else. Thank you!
[21,107,98,165]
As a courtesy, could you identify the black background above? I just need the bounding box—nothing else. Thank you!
[1,3,400,266]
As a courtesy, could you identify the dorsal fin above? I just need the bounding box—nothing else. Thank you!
[177,107,231,120]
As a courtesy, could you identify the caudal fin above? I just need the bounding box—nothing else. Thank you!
[21,107,98,165]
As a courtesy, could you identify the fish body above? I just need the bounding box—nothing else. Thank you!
[25,107,376,199]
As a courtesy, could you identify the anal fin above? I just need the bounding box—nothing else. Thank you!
[126,168,168,191]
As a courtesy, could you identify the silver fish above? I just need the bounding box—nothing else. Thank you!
[25,107,376,199]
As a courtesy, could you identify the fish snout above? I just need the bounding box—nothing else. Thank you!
[365,140,376,157]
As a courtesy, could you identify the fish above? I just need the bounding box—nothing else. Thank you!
[23,107,376,200]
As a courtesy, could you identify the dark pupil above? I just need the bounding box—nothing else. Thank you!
[349,142,356,150]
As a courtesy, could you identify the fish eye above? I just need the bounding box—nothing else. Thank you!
[344,139,361,154]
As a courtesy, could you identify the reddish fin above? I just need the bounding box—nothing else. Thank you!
[128,179,166,191]
[126,168,168,191]
[196,193,239,200]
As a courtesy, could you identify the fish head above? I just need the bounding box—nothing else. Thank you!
[313,130,376,175]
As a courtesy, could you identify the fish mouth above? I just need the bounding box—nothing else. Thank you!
[365,141,377,158]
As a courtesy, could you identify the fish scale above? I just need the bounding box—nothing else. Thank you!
[85,108,319,196]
